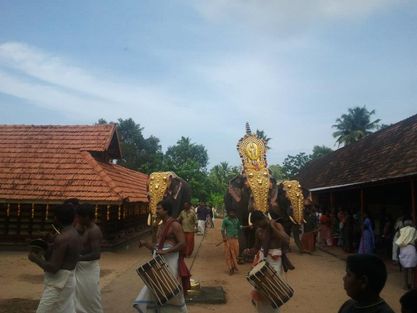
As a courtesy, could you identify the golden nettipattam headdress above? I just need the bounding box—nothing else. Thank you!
[237,123,269,213]
[147,171,176,225]
[282,180,304,225]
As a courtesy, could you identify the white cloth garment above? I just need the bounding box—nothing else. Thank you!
[197,220,205,235]
[36,269,76,313]
[75,260,104,313]
[395,226,417,247]
[133,244,187,313]
[392,219,405,261]
[396,226,417,268]
[252,249,284,313]
[399,245,417,268]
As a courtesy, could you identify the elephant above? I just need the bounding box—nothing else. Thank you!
[224,175,307,256]
[147,172,192,225]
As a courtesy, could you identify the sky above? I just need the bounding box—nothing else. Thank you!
[0,0,416,168]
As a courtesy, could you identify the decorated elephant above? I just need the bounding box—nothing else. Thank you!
[224,124,306,257]
[147,172,191,227]
[225,175,307,254]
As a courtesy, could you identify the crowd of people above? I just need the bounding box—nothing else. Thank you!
[220,206,417,313]
[315,206,417,291]
[29,198,417,313]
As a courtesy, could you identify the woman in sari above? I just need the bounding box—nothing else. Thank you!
[358,212,375,254]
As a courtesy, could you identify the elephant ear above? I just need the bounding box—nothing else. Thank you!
[170,176,183,200]
[227,181,242,203]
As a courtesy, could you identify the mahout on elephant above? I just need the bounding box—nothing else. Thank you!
[224,124,307,264]
[225,174,307,255]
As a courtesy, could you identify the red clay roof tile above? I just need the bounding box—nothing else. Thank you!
[0,124,148,203]
[298,114,417,190]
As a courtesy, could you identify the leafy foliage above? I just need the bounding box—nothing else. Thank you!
[97,118,163,173]
[282,152,311,179]
[164,137,209,201]
[310,145,333,160]
[332,106,381,146]
[269,164,286,181]
[255,129,271,150]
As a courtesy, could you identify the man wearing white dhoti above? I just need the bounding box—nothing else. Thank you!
[75,203,104,313]
[395,220,417,289]
[248,210,291,313]
[29,202,82,313]
[134,200,189,313]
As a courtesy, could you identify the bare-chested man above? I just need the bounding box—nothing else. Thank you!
[134,200,188,313]
[29,202,82,313]
[74,203,104,313]
[249,210,291,313]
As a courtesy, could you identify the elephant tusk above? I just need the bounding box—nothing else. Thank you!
[248,212,252,226]
[289,216,298,225]
[147,213,152,226]
[267,212,272,220]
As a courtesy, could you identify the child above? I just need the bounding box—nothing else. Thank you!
[221,209,241,275]
[338,254,395,313]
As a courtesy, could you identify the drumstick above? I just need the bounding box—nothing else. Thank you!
[51,224,61,234]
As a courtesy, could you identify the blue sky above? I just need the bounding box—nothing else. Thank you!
[0,0,416,167]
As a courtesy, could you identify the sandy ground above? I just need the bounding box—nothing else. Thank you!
[0,220,405,313]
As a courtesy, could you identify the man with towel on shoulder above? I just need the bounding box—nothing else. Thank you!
[134,199,190,313]
[28,202,82,313]
[75,203,104,313]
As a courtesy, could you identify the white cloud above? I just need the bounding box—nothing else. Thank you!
[192,0,398,34]
[0,42,201,133]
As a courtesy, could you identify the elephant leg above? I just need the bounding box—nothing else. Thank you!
[292,224,304,253]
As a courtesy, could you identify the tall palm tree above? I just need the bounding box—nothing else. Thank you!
[332,106,381,147]
[255,129,271,150]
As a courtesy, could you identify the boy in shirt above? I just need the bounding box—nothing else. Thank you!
[221,209,241,275]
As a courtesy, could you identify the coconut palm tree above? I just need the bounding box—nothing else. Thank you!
[255,129,271,150]
[332,106,381,147]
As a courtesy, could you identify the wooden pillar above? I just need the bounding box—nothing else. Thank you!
[411,179,416,224]
[360,188,365,217]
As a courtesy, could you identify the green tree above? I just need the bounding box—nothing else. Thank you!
[207,162,240,215]
[282,152,311,179]
[269,164,286,181]
[332,106,381,146]
[98,118,164,173]
[310,145,333,160]
[164,137,209,201]
[208,162,240,194]
[255,129,271,150]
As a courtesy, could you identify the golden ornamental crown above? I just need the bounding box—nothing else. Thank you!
[237,123,269,213]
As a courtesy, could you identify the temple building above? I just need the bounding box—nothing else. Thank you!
[0,124,148,246]
[299,114,417,224]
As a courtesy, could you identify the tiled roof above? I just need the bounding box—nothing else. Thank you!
[0,124,148,203]
[298,114,417,190]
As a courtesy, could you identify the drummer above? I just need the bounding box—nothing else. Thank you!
[134,200,189,313]
[28,202,82,313]
[248,210,290,313]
